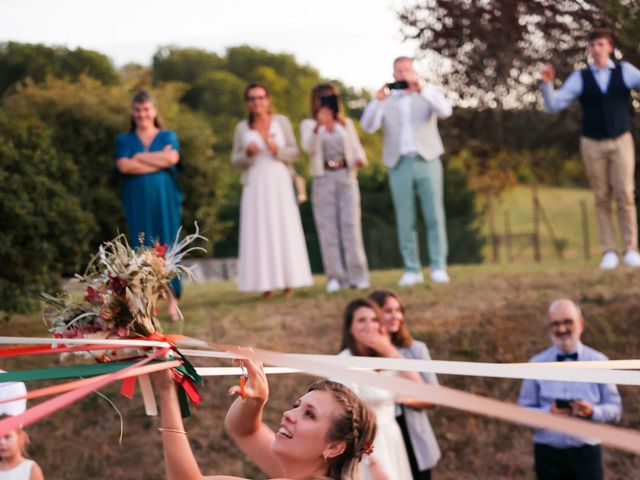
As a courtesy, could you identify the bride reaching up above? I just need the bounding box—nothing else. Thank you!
[153,356,376,480]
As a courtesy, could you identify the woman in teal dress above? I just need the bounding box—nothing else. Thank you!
[115,90,183,320]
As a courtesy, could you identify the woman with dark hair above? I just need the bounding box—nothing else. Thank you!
[338,298,415,480]
[369,289,441,480]
[231,82,313,298]
[153,357,376,480]
[115,90,182,320]
[300,83,369,293]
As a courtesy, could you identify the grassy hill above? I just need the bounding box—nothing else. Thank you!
[482,185,601,263]
[2,262,640,479]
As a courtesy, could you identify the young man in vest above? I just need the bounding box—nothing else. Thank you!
[361,56,453,285]
[541,27,640,269]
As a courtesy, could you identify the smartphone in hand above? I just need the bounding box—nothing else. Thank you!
[320,94,339,113]
[555,399,573,410]
[387,80,409,90]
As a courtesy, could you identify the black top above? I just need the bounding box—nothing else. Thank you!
[578,63,631,140]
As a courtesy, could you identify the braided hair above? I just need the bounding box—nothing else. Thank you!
[306,380,376,480]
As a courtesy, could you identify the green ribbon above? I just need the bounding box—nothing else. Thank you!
[0,360,170,383]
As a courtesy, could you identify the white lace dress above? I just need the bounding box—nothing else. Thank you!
[236,120,313,292]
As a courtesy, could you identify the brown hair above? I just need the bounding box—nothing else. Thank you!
[588,27,615,47]
[0,414,29,457]
[129,90,162,132]
[244,82,273,128]
[368,289,413,348]
[339,298,384,356]
[310,83,346,126]
[306,380,376,480]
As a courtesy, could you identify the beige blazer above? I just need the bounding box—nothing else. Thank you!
[231,114,299,170]
[300,117,367,177]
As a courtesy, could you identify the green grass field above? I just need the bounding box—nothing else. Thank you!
[481,185,602,263]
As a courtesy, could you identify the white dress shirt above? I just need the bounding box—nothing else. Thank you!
[541,59,640,113]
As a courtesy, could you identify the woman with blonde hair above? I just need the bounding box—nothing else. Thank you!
[300,83,369,293]
[0,415,44,480]
[153,357,376,479]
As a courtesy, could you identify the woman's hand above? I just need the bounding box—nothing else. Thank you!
[316,107,334,127]
[228,356,269,405]
[265,139,279,155]
[361,326,399,358]
[246,142,259,157]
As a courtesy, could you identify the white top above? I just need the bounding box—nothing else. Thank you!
[0,371,27,415]
[0,459,34,480]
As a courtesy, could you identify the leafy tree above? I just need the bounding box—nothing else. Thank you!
[152,46,225,85]
[3,76,228,257]
[0,112,93,314]
[397,0,640,108]
[0,42,118,97]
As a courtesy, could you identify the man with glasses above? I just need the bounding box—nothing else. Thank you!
[517,298,621,480]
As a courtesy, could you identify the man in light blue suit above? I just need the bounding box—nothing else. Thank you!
[361,57,452,285]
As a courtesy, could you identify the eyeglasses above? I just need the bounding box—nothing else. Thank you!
[246,95,268,102]
[548,318,577,329]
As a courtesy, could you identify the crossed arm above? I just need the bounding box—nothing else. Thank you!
[116,145,180,175]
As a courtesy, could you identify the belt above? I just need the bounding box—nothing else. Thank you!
[324,159,347,170]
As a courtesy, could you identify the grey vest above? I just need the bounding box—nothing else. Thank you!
[381,93,446,168]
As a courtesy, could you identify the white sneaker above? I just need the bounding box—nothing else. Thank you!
[599,251,619,270]
[430,269,450,284]
[354,280,370,290]
[623,250,640,268]
[325,278,341,293]
[398,271,424,287]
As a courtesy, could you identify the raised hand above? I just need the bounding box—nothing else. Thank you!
[541,64,555,84]
[376,84,390,101]
[361,326,398,358]
[228,355,269,404]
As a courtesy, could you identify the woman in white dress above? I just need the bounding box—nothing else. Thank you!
[0,416,44,480]
[337,298,416,480]
[231,82,313,298]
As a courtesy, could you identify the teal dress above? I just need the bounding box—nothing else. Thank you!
[115,129,183,297]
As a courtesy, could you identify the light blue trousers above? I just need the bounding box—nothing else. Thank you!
[388,154,448,271]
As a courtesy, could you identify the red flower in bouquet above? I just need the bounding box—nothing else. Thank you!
[109,275,128,296]
[84,286,102,305]
[152,242,168,258]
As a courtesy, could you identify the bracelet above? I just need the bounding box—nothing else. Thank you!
[158,427,187,435]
